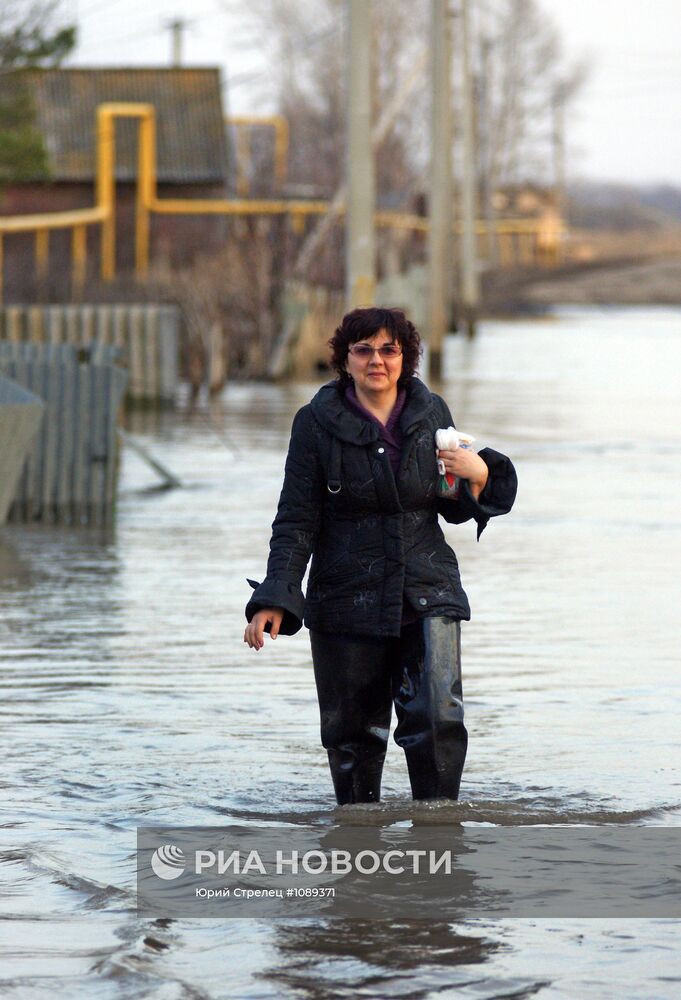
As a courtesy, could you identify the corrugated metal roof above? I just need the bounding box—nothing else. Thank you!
[21,68,229,184]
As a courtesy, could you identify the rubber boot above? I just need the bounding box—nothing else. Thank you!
[310,630,393,805]
[393,617,468,800]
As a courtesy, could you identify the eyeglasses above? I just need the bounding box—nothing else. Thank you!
[348,343,402,359]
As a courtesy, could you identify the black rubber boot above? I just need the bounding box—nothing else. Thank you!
[393,617,468,800]
[310,630,393,804]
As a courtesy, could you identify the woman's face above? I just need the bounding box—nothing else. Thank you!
[345,328,403,397]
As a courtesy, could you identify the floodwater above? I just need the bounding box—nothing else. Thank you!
[1,306,680,997]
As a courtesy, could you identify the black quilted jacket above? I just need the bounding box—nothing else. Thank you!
[245,377,517,638]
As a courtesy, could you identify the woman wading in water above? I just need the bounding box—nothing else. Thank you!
[244,307,517,804]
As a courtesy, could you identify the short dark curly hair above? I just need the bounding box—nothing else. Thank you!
[328,307,422,388]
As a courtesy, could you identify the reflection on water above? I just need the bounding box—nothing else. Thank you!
[1,308,680,997]
[262,920,499,1000]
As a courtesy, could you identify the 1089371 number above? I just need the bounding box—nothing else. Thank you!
[287,887,336,898]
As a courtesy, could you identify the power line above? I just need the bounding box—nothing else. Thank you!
[73,3,233,56]
[77,0,222,20]
[77,0,131,19]
[75,29,166,53]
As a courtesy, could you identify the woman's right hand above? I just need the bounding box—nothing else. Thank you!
[243,608,285,651]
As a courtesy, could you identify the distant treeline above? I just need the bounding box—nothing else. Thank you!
[569,181,681,230]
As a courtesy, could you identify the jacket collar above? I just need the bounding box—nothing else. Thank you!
[310,377,434,444]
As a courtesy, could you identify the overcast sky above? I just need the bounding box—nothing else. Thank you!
[66,0,681,186]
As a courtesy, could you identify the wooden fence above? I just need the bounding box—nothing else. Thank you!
[0,342,128,526]
[0,304,179,406]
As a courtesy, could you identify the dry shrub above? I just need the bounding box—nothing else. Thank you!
[148,217,278,404]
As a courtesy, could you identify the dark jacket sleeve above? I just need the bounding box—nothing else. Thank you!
[434,396,518,540]
[245,406,323,635]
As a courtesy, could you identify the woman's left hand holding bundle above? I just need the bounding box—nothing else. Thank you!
[437,449,489,499]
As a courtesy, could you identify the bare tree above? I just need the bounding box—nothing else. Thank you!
[148,217,277,401]
[222,0,428,250]
[0,1,75,68]
[470,0,588,192]
[212,0,587,369]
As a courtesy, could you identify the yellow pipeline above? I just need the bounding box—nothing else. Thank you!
[96,102,155,280]
[151,198,331,215]
[0,100,565,298]
[72,225,87,297]
[35,228,49,284]
[0,206,106,232]
[0,205,107,303]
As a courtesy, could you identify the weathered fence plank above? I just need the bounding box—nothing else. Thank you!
[0,373,44,524]
[57,352,75,519]
[0,342,127,525]
[0,304,179,406]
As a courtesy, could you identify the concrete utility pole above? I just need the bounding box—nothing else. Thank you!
[166,18,189,67]
[459,0,479,336]
[294,52,426,279]
[428,0,452,379]
[478,35,498,268]
[345,0,375,309]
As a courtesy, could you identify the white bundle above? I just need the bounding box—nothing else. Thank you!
[435,427,475,476]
